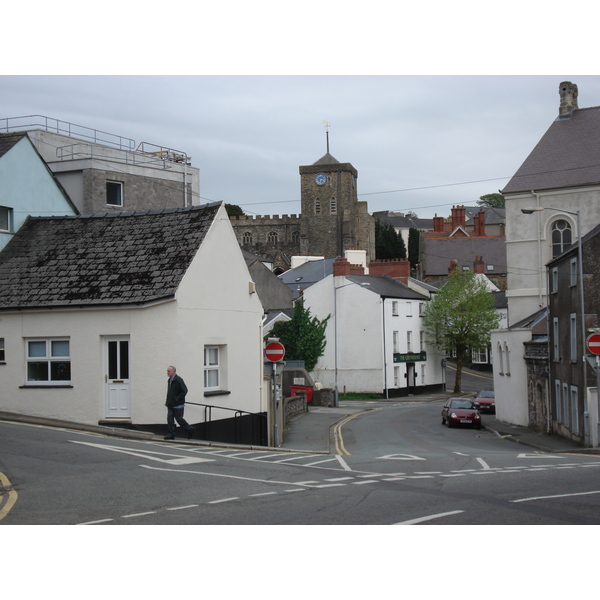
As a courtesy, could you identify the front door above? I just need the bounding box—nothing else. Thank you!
[104,337,130,419]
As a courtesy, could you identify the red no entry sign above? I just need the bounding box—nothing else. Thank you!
[587,333,600,356]
[265,341,285,362]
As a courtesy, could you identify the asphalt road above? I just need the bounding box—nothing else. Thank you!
[2,397,600,525]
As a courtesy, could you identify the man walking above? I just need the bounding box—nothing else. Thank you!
[164,365,195,440]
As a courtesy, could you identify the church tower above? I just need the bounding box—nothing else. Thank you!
[299,150,375,262]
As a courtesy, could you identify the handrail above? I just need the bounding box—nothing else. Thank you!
[1,114,136,151]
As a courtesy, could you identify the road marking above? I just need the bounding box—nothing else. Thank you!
[511,490,600,503]
[334,409,381,456]
[335,454,352,471]
[209,497,239,504]
[304,458,339,467]
[77,518,115,525]
[166,505,199,511]
[517,453,565,459]
[378,454,426,461]
[394,510,464,525]
[122,511,156,518]
[476,457,491,470]
[0,472,18,522]
[70,441,214,465]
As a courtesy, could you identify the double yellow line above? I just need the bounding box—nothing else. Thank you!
[333,408,381,455]
[0,473,17,522]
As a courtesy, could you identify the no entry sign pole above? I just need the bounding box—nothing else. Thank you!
[587,333,600,446]
[265,340,285,447]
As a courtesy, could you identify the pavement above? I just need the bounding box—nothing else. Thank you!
[2,394,599,455]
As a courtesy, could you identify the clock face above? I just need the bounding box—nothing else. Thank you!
[315,173,326,186]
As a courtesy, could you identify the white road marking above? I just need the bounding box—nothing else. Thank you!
[122,511,156,518]
[209,497,239,504]
[476,457,491,470]
[166,505,199,511]
[394,510,464,525]
[511,490,600,503]
[378,454,426,461]
[336,455,352,471]
[70,441,213,465]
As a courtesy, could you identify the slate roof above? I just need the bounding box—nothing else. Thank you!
[0,132,28,158]
[347,274,428,300]
[422,237,507,277]
[279,258,336,298]
[502,106,600,194]
[372,211,434,231]
[0,203,221,310]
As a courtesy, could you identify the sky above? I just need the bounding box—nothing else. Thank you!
[3,74,600,220]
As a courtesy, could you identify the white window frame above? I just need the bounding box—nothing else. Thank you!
[394,365,399,387]
[393,331,399,353]
[407,331,412,353]
[0,206,12,232]
[570,386,579,434]
[391,301,398,316]
[106,181,123,206]
[25,338,71,385]
[472,347,488,364]
[204,346,220,391]
[406,302,412,317]
[570,313,577,362]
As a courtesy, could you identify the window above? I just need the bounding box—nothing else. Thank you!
[551,219,572,258]
[570,313,577,362]
[553,318,559,361]
[330,196,337,215]
[0,206,12,232]
[551,267,559,293]
[315,198,321,215]
[393,331,399,353]
[26,338,71,384]
[570,258,577,287]
[106,181,123,206]
[291,231,300,244]
[267,231,278,244]
[472,347,488,364]
[406,302,412,317]
[392,301,398,316]
[570,386,579,434]
[562,383,570,427]
[555,380,562,424]
[420,331,424,352]
[204,346,220,390]
[394,366,399,387]
[487,265,495,272]
[504,342,511,375]
[497,342,504,375]
[407,331,413,352]
[0,338,5,362]
[243,231,253,245]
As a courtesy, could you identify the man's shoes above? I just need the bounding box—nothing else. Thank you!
[187,427,196,440]
[164,435,175,440]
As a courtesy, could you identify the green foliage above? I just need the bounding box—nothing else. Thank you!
[375,219,406,259]
[477,193,505,209]
[408,228,420,270]
[268,300,330,372]
[422,269,500,393]
[225,203,245,217]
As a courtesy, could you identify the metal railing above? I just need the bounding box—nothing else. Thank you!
[0,115,135,151]
[186,401,268,446]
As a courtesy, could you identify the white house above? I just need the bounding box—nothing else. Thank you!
[0,132,78,251]
[0,202,265,438]
[302,258,445,398]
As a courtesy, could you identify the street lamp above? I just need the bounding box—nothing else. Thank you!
[333,280,370,407]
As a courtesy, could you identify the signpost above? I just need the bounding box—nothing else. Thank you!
[586,333,600,356]
[588,333,600,448]
[265,340,285,447]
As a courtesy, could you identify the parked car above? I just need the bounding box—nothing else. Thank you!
[441,398,482,429]
[474,389,495,414]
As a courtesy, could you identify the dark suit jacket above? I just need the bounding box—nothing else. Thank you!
[166,374,188,407]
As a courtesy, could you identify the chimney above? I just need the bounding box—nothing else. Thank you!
[433,214,445,233]
[448,259,459,274]
[474,209,486,237]
[333,257,351,277]
[369,258,411,283]
[559,81,578,118]
[473,255,485,274]
[451,205,466,230]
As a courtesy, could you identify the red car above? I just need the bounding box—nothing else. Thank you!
[441,398,482,429]
[474,390,495,414]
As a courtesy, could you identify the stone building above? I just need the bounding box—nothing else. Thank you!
[231,152,375,273]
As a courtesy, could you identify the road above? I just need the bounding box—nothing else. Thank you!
[2,397,600,525]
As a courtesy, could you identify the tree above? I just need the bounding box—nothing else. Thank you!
[268,300,330,372]
[477,193,505,209]
[375,219,406,259]
[422,269,500,393]
[408,227,420,271]
[225,203,245,217]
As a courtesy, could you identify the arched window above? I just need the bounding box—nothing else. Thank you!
[291,231,300,244]
[551,219,572,258]
[242,231,253,245]
[497,342,504,375]
[330,196,337,214]
[504,341,511,375]
[267,231,278,244]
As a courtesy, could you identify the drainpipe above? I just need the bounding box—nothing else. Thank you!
[531,191,544,308]
[382,298,388,399]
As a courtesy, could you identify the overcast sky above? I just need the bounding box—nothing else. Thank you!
[3,74,600,220]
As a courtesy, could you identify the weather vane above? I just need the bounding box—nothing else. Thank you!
[323,120,330,153]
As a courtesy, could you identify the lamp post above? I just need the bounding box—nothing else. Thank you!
[333,279,370,407]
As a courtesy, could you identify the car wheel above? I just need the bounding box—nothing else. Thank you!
[447,419,453,428]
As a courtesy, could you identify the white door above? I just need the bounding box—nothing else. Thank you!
[104,337,131,419]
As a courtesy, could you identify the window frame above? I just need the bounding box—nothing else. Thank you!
[204,346,220,391]
[0,337,5,362]
[106,180,123,207]
[0,205,12,233]
[25,337,71,385]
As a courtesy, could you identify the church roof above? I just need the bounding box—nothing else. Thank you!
[502,106,600,194]
[312,152,340,166]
